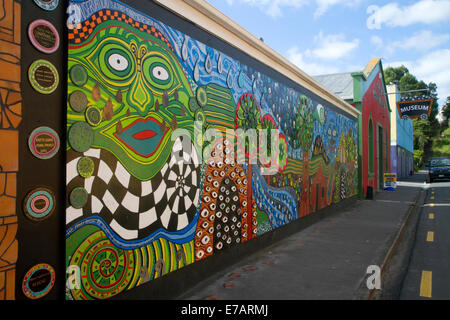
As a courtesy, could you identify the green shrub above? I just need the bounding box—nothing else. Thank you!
[432,126,450,157]
[414,149,424,171]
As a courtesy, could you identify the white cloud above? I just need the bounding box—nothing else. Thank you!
[374,30,449,58]
[314,0,361,18]
[286,46,340,75]
[367,0,450,30]
[415,49,450,105]
[309,31,359,60]
[267,0,306,17]
[221,0,360,18]
[285,31,359,75]
[228,0,308,18]
[370,35,383,47]
[415,49,450,89]
[385,49,450,105]
[393,30,450,51]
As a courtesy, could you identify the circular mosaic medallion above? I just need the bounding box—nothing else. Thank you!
[195,108,205,126]
[69,90,88,113]
[68,122,94,153]
[28,126,60,159]
[70,187,88,209]
[23,188,55,221]
[85,105,102,126]
[28,19,59,54]
[69,231,134,300]
[196,86,208,107]
[70,64,88,87]
[33,0,59,11]
[28,59,59,94]
[77,157,94,178]
[188,97,199,112]
[22,263,55,299]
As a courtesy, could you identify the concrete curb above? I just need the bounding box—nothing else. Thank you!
[365,187,426,300]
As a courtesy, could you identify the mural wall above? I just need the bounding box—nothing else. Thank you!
[65,0,358,300]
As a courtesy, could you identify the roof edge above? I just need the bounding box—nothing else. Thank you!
[377,60,392,112]
[351,71,366,80]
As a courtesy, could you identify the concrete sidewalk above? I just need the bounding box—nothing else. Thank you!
[178,174,425,300]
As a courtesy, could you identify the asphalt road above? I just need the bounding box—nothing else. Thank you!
[400,178,450,300]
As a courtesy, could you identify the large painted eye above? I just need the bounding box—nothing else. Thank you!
[152,65,169,81]
[148,62,172,86]
[108,53,129,71]
[93,43,135,83]
[142,57,174,90]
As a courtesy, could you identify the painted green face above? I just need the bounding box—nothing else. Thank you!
[68,22,195,180]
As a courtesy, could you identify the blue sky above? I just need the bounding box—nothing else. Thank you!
[205,0,450,107]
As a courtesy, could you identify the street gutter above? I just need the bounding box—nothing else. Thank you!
[365,187,426,300]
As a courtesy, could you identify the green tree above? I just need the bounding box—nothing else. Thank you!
[384,65,440,168]
[384,65,408,84]
[412,119,431,150]
[426,82,439,127]
[443,96,450,121]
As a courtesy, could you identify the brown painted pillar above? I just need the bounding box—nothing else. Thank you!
[0,0,21,301]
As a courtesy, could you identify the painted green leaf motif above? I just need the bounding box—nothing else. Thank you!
[296,95,314,153]
[235,93,262,158]
[236,93,261,131]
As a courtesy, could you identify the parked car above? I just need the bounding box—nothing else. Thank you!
[428,157,450,182]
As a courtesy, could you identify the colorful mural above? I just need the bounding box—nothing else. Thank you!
[65,0,358,300]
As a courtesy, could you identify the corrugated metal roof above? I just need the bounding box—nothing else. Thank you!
[313,72,354,101]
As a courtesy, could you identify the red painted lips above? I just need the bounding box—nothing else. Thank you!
[132,130,157,140]
[114,116,168,157]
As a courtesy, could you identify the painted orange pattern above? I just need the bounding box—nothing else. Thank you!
[194,139,257,261]
[0,0,21,301]
[68,9,174,51]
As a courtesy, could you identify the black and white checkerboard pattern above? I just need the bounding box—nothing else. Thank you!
[66,136,201,240]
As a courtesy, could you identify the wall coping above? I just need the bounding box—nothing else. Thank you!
[154,0,361,118]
